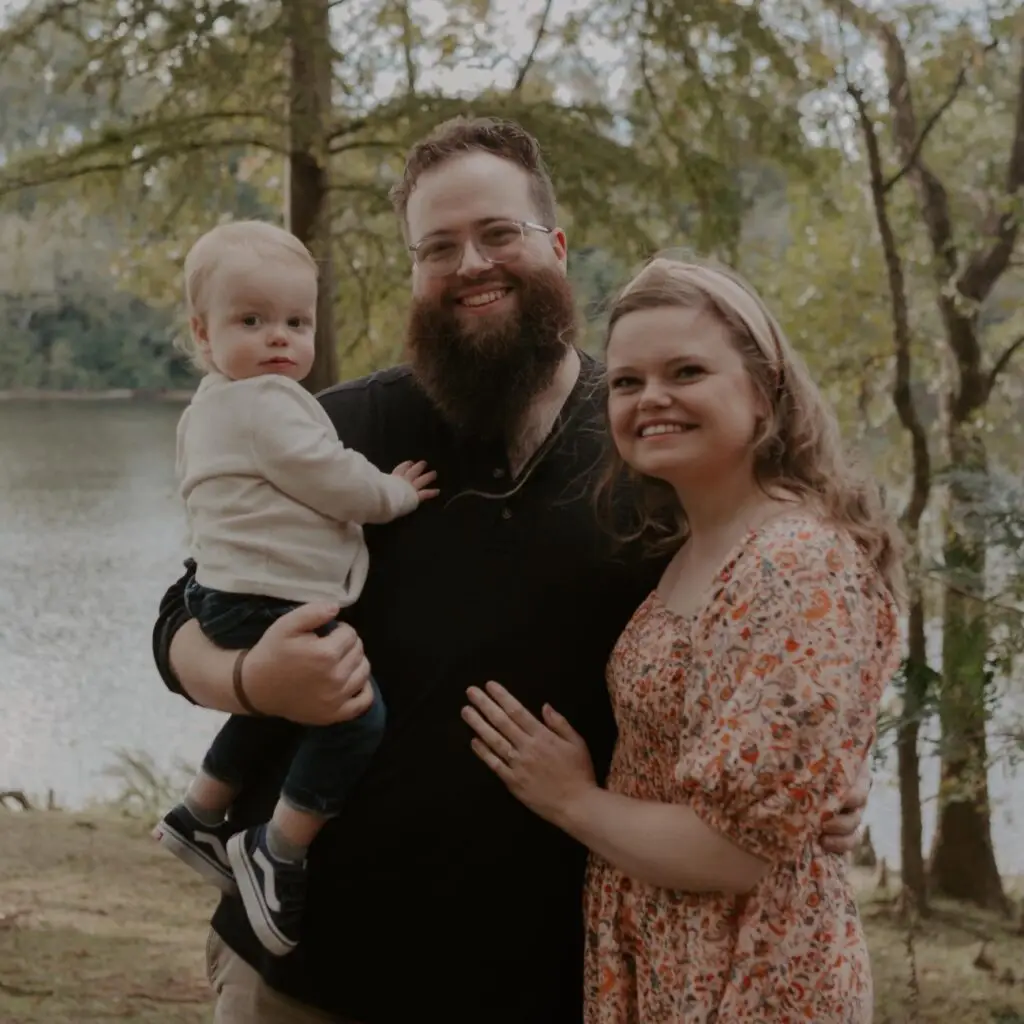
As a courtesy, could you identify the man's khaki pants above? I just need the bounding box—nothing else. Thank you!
[206,930,362,1023]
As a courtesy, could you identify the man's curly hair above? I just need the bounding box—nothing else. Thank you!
[389,116,558,230]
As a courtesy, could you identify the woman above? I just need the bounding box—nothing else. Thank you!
[462,256,902,1022]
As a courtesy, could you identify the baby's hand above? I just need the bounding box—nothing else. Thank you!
[392,460,439,502]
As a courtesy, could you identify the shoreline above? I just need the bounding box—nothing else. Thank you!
[0,388,195,402]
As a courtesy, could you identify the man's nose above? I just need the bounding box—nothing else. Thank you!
[456,239,492,277]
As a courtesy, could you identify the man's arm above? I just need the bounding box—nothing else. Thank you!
[150,560,244,711]
[152,559,197,700]
[151,560,377,724]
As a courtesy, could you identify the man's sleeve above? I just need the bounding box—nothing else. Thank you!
[151,558,198,701]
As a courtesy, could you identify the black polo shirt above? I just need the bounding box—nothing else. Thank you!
[152,353,666,1023]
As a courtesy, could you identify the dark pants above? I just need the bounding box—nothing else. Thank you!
[185,580,386,818]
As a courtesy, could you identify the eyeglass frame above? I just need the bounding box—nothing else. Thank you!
[406,219,555,277]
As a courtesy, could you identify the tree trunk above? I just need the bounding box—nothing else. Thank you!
[834,0,1024,914]
[863,16,1024,913]
[285,0,337,394]
[847,82,932,914]
[898,594,929,914]
[927,419,1008,913]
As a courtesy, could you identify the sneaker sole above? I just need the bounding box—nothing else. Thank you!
[226,832,297,957]
[152,822,237,895]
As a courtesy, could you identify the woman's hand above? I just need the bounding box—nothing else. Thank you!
[243,602,374,725]
[820,754,872,854]
[462,681,597,826]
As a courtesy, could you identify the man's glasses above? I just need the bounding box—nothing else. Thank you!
[408,219,553,278]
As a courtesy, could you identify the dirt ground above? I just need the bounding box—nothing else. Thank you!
[1,810,1023,1024]
[0,811,214,1023]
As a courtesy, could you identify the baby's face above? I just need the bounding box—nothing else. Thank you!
[192,253,318,382]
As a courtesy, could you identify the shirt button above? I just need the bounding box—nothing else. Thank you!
[501,507,512,520]
[493,468,505,479]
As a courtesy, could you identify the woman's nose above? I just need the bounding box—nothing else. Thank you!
[638,384,671,407]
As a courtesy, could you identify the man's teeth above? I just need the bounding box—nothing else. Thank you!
[640,424,691,437]
[460,289,509,307]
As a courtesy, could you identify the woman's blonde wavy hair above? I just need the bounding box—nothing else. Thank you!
[595,255,905,604]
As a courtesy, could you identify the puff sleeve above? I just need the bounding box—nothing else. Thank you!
[675,526,899,863]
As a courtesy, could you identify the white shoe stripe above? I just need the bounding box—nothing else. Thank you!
[253,848,282,913]
[193,829,229,867]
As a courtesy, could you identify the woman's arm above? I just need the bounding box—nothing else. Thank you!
[465,528,898,891]
[558,787,767,892]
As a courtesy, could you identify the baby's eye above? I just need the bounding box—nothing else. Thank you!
[241,314,261,327]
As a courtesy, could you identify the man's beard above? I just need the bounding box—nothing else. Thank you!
[405,264,577,443]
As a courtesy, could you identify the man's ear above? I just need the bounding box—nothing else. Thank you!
[552,227,568,270]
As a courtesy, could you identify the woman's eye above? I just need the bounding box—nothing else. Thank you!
[676,364,703,379]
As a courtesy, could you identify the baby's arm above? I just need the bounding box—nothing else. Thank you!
[249,379,436,524]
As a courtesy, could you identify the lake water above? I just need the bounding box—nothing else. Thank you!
[0,400,1021,873]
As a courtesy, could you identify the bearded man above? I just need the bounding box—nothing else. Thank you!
[150,116,870,1024]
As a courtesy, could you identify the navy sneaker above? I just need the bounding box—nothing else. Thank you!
[226,824,307,956]
[152,803,237,894]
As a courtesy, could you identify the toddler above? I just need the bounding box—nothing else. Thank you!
[153,220,437,956]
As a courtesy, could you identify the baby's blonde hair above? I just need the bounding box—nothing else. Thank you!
[177,220,318,370]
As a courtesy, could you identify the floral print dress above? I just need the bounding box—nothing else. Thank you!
[583,514,900,1024]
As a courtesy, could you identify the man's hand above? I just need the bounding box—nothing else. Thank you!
[242,603,374,725]
[821,755,872,855]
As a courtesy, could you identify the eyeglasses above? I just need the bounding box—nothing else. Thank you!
[408,219,553,278]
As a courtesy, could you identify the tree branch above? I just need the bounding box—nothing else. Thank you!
[882,57,976,195]
[325,94,470,144]
[848,81,932,536]
[958,38,1024,303]
[0,0,79,51]
[399,0,418,97]
[513,0,555,94]
[986,334,1024,394]
[0,136,288,198]
[328,138,405,156]
[878,22,960,282]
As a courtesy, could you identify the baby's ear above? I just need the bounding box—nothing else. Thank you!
[190,315,210,352]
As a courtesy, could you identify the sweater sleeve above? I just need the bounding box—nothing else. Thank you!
[245,378,419,525]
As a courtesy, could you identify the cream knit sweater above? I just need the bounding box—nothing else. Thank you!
[177,372,418,605]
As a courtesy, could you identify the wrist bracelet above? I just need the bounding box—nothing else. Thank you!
[232,648,266,717]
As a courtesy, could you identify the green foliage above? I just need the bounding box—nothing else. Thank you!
[0,275,191,390]
[0,0,824,385]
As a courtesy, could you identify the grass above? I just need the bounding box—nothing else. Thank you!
[0,811,214,1024]
[1,804,1022,1023]
[857,870,1024,1023]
